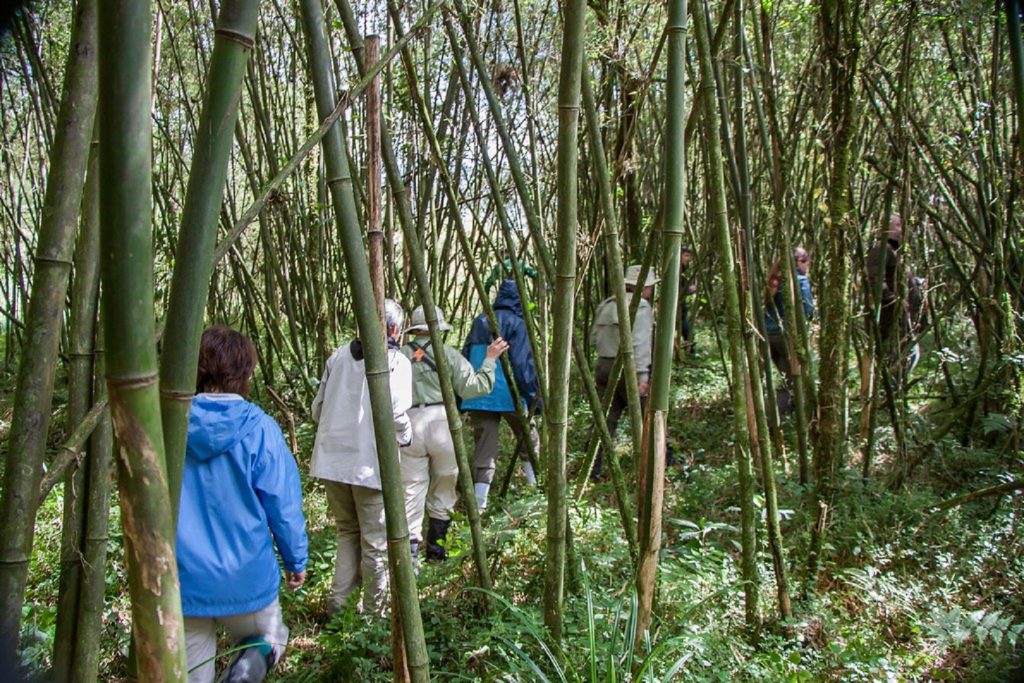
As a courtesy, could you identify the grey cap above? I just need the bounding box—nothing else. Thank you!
[404,304,452,334]
[624,264,659,287]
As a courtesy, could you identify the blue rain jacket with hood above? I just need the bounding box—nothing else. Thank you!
[176,393,308,617]
[461,279,540,414]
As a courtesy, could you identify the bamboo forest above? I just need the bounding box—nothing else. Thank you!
[1,0,1023,679]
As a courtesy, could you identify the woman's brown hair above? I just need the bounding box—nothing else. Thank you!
[196,326,257,396]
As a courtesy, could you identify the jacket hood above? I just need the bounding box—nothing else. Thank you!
[187,394,262,462]
[493,279,523,315]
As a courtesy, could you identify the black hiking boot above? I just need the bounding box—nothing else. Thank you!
[426,518,451,561]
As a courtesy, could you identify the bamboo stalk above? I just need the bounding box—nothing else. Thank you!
[366,35,386,325]
[53,121,102,683]
[729,0,791,620]
[98,0,187,676]
[71,330,113,683]
[807,0,861,590]
[692,0,759,630]
[297,1,429,678]
[542,0,586,642]
[160,0,262,519]
[381,0,497,597]
[0,0,98,662]
[635,0,687,644]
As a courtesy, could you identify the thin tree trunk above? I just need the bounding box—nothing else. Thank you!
[71,330,113,683]
[365,35,386,325]
[692,0,759,630]
[808,0,860,590]
[297,1,429,678]
[543,0,586,643]
[635,0,687,644]
[160,0,262,519]
[0,0,98,663]
[730,0,791,621]
[53,119,102,683]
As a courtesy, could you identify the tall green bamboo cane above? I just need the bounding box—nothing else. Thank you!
[449,4,634,523]
[730,0,791,620]
[297,1,428,678]
[543,0,586,642]
[568,64,639,561]
[70,329,113,683]
[0,0,98,663]
[634,0,687,643]
[746,3,812,482]
[53,122,102,682]
[160,0,261,517]
[98,0,187,677]
[381,0,499,595]
[692,0,759,630]
[581,59,645,465]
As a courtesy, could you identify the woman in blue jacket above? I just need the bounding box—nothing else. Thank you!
[177,326,308,682]
[461,279,541,509]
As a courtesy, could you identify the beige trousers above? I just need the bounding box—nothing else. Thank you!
[401,405,460,542]
[323,481,388,615]
[184,597,288,683]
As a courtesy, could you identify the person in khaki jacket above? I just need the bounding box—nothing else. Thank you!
[400,305,508,560]
[589,264,656,480]
[310,299,412,615]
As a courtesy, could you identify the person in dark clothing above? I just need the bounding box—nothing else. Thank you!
[865,214,923,379]
[677,246,698,358]
[461,279,540,510]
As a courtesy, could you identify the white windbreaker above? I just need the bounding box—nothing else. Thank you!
[309,340,413,490]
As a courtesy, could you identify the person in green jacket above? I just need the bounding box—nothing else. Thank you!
[400,305,508,560]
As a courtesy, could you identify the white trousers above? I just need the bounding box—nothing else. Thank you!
[401,405,460,542]
[184,597,288,683]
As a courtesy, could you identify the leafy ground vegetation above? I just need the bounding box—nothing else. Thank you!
[8,326,1023,682]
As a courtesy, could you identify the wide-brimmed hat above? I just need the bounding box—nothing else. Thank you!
[404,305,453,333]
[624,264,659,287]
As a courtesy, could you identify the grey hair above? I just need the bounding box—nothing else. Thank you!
[384,298,405,333]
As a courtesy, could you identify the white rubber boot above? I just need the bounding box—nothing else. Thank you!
[522,461,537,486]
[474,482,490,510]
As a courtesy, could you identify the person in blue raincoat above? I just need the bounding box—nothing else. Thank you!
[461,279,540,510]
[177,326,308,683]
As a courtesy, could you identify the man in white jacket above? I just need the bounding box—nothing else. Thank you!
[310,299,413,615]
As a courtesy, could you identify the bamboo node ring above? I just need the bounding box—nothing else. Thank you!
[215,29,256,50]
[34,255,73,268]
[106,373,158,390]
[160,389,195,402]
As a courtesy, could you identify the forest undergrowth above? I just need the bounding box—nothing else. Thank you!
[6,331,1024,682]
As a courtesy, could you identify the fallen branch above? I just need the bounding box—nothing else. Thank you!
[37,400,109,503]
[932,478,1024,512]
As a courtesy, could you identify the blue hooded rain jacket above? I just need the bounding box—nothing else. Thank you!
[461,279,540,414]
[176,393,308,617]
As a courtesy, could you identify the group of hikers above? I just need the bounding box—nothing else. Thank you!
[177,277,544,681]
[175,216,925,681]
